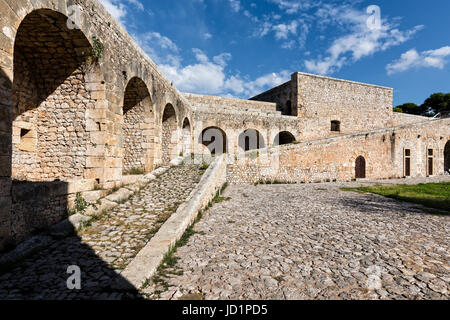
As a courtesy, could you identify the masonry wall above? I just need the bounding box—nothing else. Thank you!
[227,119,450,184]
[296,73,394,141]
[0,0,194,249]
[250,78,297,116]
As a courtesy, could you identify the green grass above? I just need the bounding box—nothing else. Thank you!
[342,182,450,215]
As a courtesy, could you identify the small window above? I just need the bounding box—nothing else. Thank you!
[20,128,30,138]
[405,149,411,157]
[428,149,433,156]
[331,121,341,132]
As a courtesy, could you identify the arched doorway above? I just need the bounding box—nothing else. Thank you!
[199,127,227,155]
[10,9,106,242]
[182,118,192,156]
[355,156,366,179]
[122,77,153,174]
[238,129,265,151]
[161,104,178,163]
[445,141,450,174]
[274,131,296,146]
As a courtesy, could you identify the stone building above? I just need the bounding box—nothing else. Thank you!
[0,0,449,250]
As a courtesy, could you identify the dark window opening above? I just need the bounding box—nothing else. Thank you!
[427,149,434,176]
[20,128,30,138]
[404,149,411,177]
[331,121,341,132]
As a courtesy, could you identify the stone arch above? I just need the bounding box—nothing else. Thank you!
[199,127,227,155]
[445,140,450,174]
[161,103,178,163]
[238,129,266,151]
[122,77,154,174]
[182,117,192,156]
[9,8,106,243]
[12,9,105,183]
[274,131,296,146]
[355,156,366,179]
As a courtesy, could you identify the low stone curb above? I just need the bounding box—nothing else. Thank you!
[118,155,227,289]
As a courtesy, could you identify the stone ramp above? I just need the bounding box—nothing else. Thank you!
[0,165,204,299]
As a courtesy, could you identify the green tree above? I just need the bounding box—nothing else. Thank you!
[393,102,423,115]
[421,93,450,116]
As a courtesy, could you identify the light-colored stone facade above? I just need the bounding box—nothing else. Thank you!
[0,0,449,250]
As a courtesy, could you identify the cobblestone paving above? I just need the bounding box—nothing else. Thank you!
[0,165,203,299]
[153,177,450,300]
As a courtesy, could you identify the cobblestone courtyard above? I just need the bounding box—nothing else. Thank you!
[152,177,450,300]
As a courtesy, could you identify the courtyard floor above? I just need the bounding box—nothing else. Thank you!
[149,176,450,300]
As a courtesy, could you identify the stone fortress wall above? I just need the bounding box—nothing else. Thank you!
[0,0,449,250]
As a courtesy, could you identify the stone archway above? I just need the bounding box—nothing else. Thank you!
[161,104,178,163]
[182,118,192,156]
[238,129,265,151]
[10,8,106,242]
[445,141,450,174]
[274,131,296,146]
[122,77,154,174]
[355,156,366,179]
[199,127,227,155]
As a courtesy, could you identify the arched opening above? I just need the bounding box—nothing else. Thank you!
[445,141,450,174]
[10,9,106,242]
[274,131,296,146]
[238,129,265,151]
[122,77,153,174]
[355,156,366,179]
[199,127,227,155]
[161,104,178,163]
[283,100,292,116]
[182,118,192,156]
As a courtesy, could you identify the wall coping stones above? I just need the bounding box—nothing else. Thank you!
[119,154,227,289]
[296,72,394,90]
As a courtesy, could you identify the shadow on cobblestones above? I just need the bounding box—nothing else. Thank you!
[0,233,143,300]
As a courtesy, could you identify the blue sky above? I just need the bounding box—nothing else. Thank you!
[99,0,450,106]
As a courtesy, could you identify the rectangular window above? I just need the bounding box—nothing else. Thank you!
[331,121,341,132]
[404,149,411,177]
[427,149,434,176]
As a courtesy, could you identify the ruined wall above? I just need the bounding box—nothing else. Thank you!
[296,73,394,141]
[227,119,450,184]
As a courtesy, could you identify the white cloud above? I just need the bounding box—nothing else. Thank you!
[229,0,241,12]
[98,0,145,25]
[304,6,424,75]
[99,0,127,24]
[273,21,298,40]
[157,48,289,97]
[386,46,450,75]
[269,0,315,14]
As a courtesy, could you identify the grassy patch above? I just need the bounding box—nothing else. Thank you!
[342,182,450,214]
